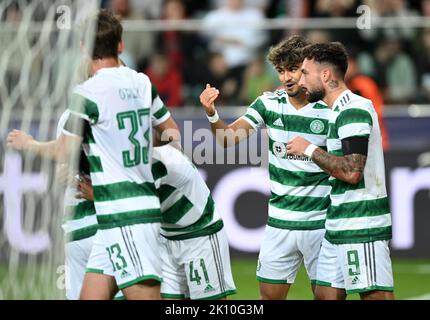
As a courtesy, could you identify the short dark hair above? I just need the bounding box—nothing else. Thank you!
[92,10,123,59]
[302,42,349,78]
[267,35,310,71]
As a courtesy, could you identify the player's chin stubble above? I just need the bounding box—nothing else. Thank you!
[306,87,325,103]
[286,86,303,98]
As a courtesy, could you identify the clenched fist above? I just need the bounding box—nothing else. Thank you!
[6,129,33,151]
[286,136,311,156]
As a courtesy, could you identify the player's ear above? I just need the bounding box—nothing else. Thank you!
[321,68,330,84]
[117,40,124,55]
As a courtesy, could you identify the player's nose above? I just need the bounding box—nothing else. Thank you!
[285,70,294,82]
[298,74,305,88]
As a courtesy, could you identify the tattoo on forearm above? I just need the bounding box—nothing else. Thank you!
[312,148,367,183]
[328,80,339,89]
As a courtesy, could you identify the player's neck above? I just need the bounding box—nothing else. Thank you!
[90,57,120,75]
[288,93,308,110]
[323,81,349,109]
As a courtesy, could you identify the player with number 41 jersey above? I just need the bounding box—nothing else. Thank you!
[152,144,236,300]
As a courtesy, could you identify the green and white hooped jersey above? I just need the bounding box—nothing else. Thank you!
[57,110,98,242]
[62,186,98,241]
[63,66,170,230]
[152,145,223,240]
[241,89,331,230]
[325,90,391,244]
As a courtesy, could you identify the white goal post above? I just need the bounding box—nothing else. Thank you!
[0,0,99,299]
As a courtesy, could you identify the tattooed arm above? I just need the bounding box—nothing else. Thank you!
[286,136,367,185]
[311,148,366,185]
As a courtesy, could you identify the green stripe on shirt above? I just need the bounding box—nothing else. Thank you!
[152,161,167,181]
[336,108,373,128]
[97,209,161,228]
[269,163,330,187]
[325,226,392,244]
[93,181,157,202]
[158,184,176,203]
[66,225,98,242]
[244,114,259,126]
[270,192,330,213]
[65,201,96,221]
[264,110,329,135]
[162,195,194,224]
[330,178,365,195]
[87,155,103,173]
[153,105,169,120]
[161,195,214,233]
[69,93,99,124]
[267,217,325,230]
[327,123,339,139]
[162,220,224,240]
[249,98,266,121]
[327,197,390,219]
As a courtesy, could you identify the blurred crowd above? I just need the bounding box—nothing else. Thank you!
[2,0,430,107]
[96,0,430,108]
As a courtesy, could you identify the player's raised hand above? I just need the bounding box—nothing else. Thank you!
[199,84,219,116]
[6,129,33,151]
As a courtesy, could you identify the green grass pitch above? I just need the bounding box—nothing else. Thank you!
[0,258,429,299]
[230,258,430,300]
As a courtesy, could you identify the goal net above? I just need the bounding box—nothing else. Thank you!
[0,0,99,299]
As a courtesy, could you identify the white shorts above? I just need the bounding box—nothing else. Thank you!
[86,223,162,290]
[316,238,394,294]
[160,228,236,300]
[257,226,325,284]
[65,236,94,300]
[65,235,124,300]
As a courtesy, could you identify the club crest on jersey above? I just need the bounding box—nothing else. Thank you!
[310,119,325,134]
[272,141,286,158]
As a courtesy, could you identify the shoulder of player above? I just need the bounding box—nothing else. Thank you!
[71,82,97,105]
[342,93,374,113]
[74,70,113,98]
[349,90,373,105]
[113,66,151,86]
[334,92,374,112]
[132,68,150,82]
[153,146,194,174]
[71,83,103,118]
[133,71,158,98]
